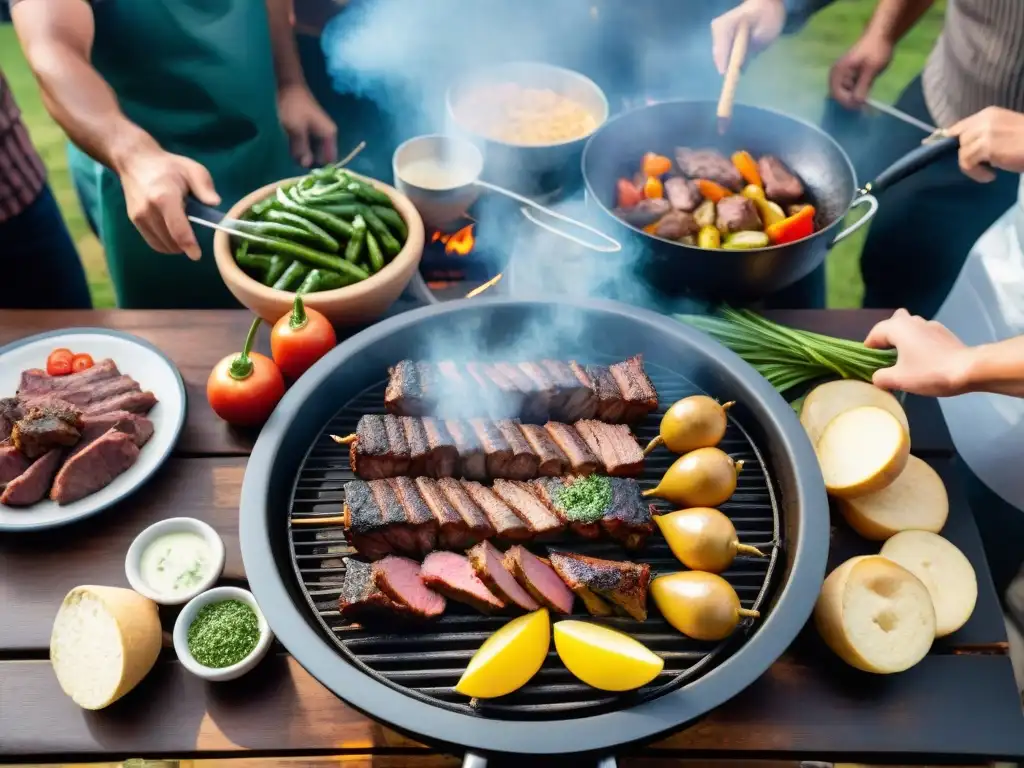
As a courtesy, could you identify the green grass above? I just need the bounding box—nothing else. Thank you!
[0,3,944,309]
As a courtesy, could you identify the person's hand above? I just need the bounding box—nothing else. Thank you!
[278,83,337,167]
[118,146,220,262]
[945,106,1024,183]
[863,309,972,397]
[828,32,893,108]
[710,0,787,76]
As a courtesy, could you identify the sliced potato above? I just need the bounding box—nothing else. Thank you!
[880,531,977,638]
[814,555,935,674]
[817,406,910,498]
[836,455,949,540]
[801,380,909,447]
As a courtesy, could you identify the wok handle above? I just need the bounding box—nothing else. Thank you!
[862,135,958,196]
[830,193,878,247]
[462,753,617,767]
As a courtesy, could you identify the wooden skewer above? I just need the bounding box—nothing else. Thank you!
[331,433,357,445]
[717,18,750,135]
[464,273,503,299]
[291,516,346,526]
[335,140,366,169]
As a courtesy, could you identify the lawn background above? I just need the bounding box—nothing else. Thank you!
[0,2,945,309]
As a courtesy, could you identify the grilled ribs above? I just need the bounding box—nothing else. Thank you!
[342,476,652,561]
[548,552,651,621]
[384,356,657,424]
[349,415,642,481]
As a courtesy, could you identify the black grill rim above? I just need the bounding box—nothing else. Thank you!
[240,296,829,756]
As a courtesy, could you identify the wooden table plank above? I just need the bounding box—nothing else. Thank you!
[3,654,1022,761]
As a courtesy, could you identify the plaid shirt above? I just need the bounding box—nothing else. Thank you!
[0,69,46,223]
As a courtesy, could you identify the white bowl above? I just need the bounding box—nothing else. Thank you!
[173,586,274,682]
[125,517,226,605]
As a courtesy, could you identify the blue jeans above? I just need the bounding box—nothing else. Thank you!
[0,185,92,309]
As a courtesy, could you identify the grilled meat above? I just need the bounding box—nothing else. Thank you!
[0,448,62,507]
[384,356,657,424]
[573,420,644,477]
[616,198,670,228]
[491,479,563,538]
[11,403,83,459]
[387,476,438,554]
[50,430,141,505]
[70,412,153,459]
[0,443,30,487]
[608,355,658,423]
[343,479,399,561]
[495,419,539,480]
[339,558,414,622]
[348,414,391,480]
[17,358,121,396]
[373,555,446,618]
[544,422,599,475]
[758,155,805,204]
[0,398,23,442]
[653,210,699,241]
[664,176,702,211]
[603,478,656,550]
[530,476,601,540]
[675,148,743,191]
[470,419,512,478]
[716,195,762,234]
[422,417,457,478]
[82,390,157,416]
[402,417,430,477]
[445,420,486,480]
[461,481,532,541]
[504,545,574,614]
[467,541,539,612]
[31,375,142,410]
[415,477,476,551]
[436,477,495,543]
[585,365,627,423]
[518,423,568,476]
[421,551,505,613]
[548,552,651,621]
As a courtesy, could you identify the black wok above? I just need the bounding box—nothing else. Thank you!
[581,100,958,301]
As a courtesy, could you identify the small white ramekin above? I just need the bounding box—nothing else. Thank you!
[125,517,226,605]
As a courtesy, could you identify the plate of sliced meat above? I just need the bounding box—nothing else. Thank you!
[0,329,185,531]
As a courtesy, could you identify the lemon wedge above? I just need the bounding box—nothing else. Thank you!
[553,620,664,691]
[455,608,550,699]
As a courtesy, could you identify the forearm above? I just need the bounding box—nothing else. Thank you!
[863,0,936,44]
[955,336,1024,398]
[266,0,307,89]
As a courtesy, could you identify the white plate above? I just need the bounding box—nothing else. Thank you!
[0,329,186,531]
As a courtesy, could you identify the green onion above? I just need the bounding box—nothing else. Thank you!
[676,307,897,394]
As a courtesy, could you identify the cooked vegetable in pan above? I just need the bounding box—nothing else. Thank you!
[232,167,408,294]
[614,148,816,249]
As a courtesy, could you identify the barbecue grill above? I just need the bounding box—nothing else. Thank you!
[240,297,828,763]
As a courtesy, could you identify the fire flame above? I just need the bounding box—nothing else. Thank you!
[430,223,476,255]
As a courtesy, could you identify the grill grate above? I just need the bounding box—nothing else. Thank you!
[287,357,782,719]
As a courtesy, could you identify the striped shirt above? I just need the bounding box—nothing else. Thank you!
[0,70,46,223]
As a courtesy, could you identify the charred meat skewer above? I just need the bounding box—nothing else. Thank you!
[549,552,652,621]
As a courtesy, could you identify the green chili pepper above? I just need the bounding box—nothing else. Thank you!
[345,215,367,263]
[272,261,309,291]
[358,205,401,256]
[297,269,323,294]
[365,230,385,272]
[262,209,340,251]
[276,188,355,239]
[265,254,288,286]
[370,205,408,241]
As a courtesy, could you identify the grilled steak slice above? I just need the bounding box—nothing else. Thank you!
[758,155,805,204]
[349,415,392,480]
[387,476,438,555]
[544,422,599,475]
[504,545,574,614]
[343,480,394,561]
[548,552,650,621]
[11,403,83,459]
[367,478,418,556]
[585,365,628,423]
[549,552,615,617]
[465,362,514,419]
[436,477,495,543]
[617,198,671,228]
[83,390,157,416]
[495,420,539,480]
[401,416,430,477]
[480,363,529,421]
[384,360,432,416]
[339,558,413,622]
[469,418,513,478]
[18,358,120,395]
[415,477,474,550]
[373,555,446,618]
[0,448,62,507]
[531,476,601,540]
[675,148,743,191]
[382,415,410,476]
[492,362,547,422]
[421,551,505,614]
[51,430,141,505]
[462,481,531,541]
[515,362,556,421]
[608,355,658,422]
[541,359,594,422]
[467,541,539,612]
[0,444,30,487]
[716,195,762,233]
[518,423,568,476]
[664,176,702,211]
[68,414,153,461]
[574,420,644,477]
[444,420,486,480]
[603,478,656,550]
[422,417,457,478]
[36,375,141,409]
[0,398,23,442]
[492,479,563,538]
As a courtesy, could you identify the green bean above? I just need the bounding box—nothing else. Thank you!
[303,180,346,197]
[342,174,393,205]
[272,261,309,291]
[262,209,340,251]
[318,270,356,291]
[297,269,323,295]
[317,203,363,219]
[345,215,367,263]
[311,166,337,182]
[276,188,355,238]
[365,230,385,273]
[370,205,408,241]
[250,196,278,217]
[235,247,273,275]
[260,232,369,280]
[232,218,322,245]
[358,205,401,256]
[301,191,360,207]
[265,254,288,286]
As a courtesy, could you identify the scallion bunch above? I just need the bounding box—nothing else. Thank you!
[677,307,897,394]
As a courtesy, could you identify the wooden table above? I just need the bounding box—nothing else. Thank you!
[2,308,1023,767]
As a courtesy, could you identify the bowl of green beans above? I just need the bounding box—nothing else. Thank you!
[214,168,425,326]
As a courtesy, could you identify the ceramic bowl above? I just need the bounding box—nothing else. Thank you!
[173,586,274,682]
[125,517,225,606]
[213,173,425,327]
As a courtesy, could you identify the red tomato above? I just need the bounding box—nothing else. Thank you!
[71,353,94,373]
[46,348,74,376]
[207,319,286,427]
[616,178,644,209]
[271,296,337,380]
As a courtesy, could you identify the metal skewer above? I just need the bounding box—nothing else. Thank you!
[864,97,937,134]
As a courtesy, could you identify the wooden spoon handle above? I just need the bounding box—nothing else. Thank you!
[717,18,751,132]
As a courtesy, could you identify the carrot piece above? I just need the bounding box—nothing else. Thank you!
[695,179,730,203]
[643,176,664,199]
[642,152,672,177]
[766,204,816,245]
[732,151,762,188]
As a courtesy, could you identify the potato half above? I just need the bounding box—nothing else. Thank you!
[836,455,949,540]
[801,379,909,447]
[816,406,910,498]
